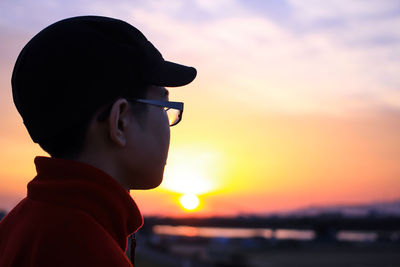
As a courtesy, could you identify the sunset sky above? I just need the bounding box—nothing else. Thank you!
[1,0,400,217]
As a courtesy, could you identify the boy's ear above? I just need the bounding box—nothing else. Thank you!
[108,98,131,147]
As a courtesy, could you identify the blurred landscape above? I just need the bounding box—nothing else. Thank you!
[2,197,400,267]
[131,200,400,266]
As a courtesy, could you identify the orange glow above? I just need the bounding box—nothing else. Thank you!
[179,194,200,211]
[2,4,400,217]
[153,225,199,237]
[161,146,222,195]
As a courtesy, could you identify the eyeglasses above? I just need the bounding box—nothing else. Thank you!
[130,98,184,126]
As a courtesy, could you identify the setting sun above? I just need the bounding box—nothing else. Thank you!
[179,194,200,211]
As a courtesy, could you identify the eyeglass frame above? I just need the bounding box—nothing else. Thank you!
[127,98,184,126]
[97,98,184,126]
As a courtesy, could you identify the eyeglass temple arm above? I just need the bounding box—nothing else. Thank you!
[134,99,183,111]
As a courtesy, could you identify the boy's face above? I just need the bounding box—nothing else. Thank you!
[122,85,171,189]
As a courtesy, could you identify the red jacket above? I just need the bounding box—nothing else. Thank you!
[0,157,143,266]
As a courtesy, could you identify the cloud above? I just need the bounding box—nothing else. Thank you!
[194,0,240,14]
[126,4,400,115]
[286,0,400,47]
[287,0,400,21]
[0,0,399,115]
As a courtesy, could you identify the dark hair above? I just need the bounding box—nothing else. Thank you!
[39,88,148,159]
[38,119,92,159]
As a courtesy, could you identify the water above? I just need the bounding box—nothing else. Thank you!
[153,225,380,242]
[336,231,377,242]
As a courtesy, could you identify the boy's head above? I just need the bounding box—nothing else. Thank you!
[11,16,196,189]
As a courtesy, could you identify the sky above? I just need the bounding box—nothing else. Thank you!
[0,0,400,217]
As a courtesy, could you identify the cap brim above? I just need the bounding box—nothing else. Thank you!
[147,61,197,87]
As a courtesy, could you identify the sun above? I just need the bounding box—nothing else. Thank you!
[179,194,200,211]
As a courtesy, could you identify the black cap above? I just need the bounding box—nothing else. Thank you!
[12,16,197,143]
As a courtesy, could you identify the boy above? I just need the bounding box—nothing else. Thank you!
[0,15,196,266]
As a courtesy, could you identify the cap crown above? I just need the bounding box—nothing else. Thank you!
[12,16,196,143]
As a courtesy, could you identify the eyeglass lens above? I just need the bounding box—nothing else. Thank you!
[165,108,181,126]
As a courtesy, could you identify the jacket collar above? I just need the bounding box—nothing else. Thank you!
[28,156,143,251]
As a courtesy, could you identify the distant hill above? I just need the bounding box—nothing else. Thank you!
[274,200,400,218]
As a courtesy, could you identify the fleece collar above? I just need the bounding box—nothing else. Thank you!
[27,156,143,251]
